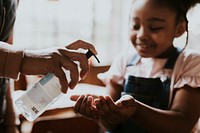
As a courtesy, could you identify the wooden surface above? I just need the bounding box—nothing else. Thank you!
[31,116,101,133]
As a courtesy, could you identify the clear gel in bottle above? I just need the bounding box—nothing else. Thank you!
[15,49,100,121]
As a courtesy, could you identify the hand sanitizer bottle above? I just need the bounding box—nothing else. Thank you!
[15,49,100,121]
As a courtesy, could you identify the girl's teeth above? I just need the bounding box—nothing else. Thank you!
[140,44,147,48]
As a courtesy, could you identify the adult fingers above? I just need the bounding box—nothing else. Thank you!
[54,69,69,94]
[48,55,69,93]
[58,55,79,89]
[66,40,97,55]
[59,49,89,80]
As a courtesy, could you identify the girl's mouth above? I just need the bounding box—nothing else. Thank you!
[139,44,149,48]
[137,43,154,51]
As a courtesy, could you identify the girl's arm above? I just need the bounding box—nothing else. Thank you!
[131,85,200,133]
[96,84,200,133]
[71,82,200,133]
[108,80,123,102]
[97,80,126,131]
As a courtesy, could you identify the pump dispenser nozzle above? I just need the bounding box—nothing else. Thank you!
[86,49,100,63]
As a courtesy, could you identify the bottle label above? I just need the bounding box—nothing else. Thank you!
[26,74,62,113]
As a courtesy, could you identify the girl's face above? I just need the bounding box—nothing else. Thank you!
[130,0,185,58]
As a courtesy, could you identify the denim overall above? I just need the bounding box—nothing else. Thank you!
[109,48,180,133]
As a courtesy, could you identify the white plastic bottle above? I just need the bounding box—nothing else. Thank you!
[15,49,100,121]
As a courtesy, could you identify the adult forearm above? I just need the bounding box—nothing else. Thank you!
[0,42,24,79]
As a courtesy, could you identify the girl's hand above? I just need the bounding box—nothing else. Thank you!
[95,95,136,124]
[70,94,99,120]
[20,40,97,93]
[70,94,137,124]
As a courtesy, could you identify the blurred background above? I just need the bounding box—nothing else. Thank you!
[13,0,200,66]
[13,0,132,66]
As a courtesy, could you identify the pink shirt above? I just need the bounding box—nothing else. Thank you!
[98,46,200,103]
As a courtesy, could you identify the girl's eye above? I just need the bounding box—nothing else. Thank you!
[131,25,140,30]
[149,27,163,31]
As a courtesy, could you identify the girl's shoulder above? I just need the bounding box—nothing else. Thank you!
[174,48,200,77]
[178,49,200,63]
[173,49,200,89]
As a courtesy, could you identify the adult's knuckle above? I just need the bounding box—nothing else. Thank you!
[77,40,83,43]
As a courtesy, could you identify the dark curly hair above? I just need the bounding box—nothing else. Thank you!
[0,0,17,42]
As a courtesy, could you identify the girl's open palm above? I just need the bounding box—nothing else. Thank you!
[70,94,137,124]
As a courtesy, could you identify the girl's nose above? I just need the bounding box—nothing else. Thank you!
[137,27,149,41]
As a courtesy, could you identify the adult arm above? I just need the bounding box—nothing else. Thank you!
[0,42,24,79]
[4,86,19,133]
[0,40,97,93]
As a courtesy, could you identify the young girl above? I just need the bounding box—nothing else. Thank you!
[71,0,200,132]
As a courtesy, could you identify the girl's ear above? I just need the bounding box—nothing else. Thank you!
[175,21,187,37]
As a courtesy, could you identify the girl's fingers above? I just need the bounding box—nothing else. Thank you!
[120,95,136,107]
[98,96,111,114]
[85,96,93,117]
[73,95,97,120]
[105,96,121,113]
[79,95,89,115]
[70,94,99,101]
[95,99,105,118]
[70,95,81,101]
[99,96,120,121]
[74,95,85,113]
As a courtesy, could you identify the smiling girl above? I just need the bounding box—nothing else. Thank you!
[71,0,200,132]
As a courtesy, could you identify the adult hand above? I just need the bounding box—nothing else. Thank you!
[20,40,97,93]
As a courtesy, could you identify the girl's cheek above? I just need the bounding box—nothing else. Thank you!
[129,33,137,44]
